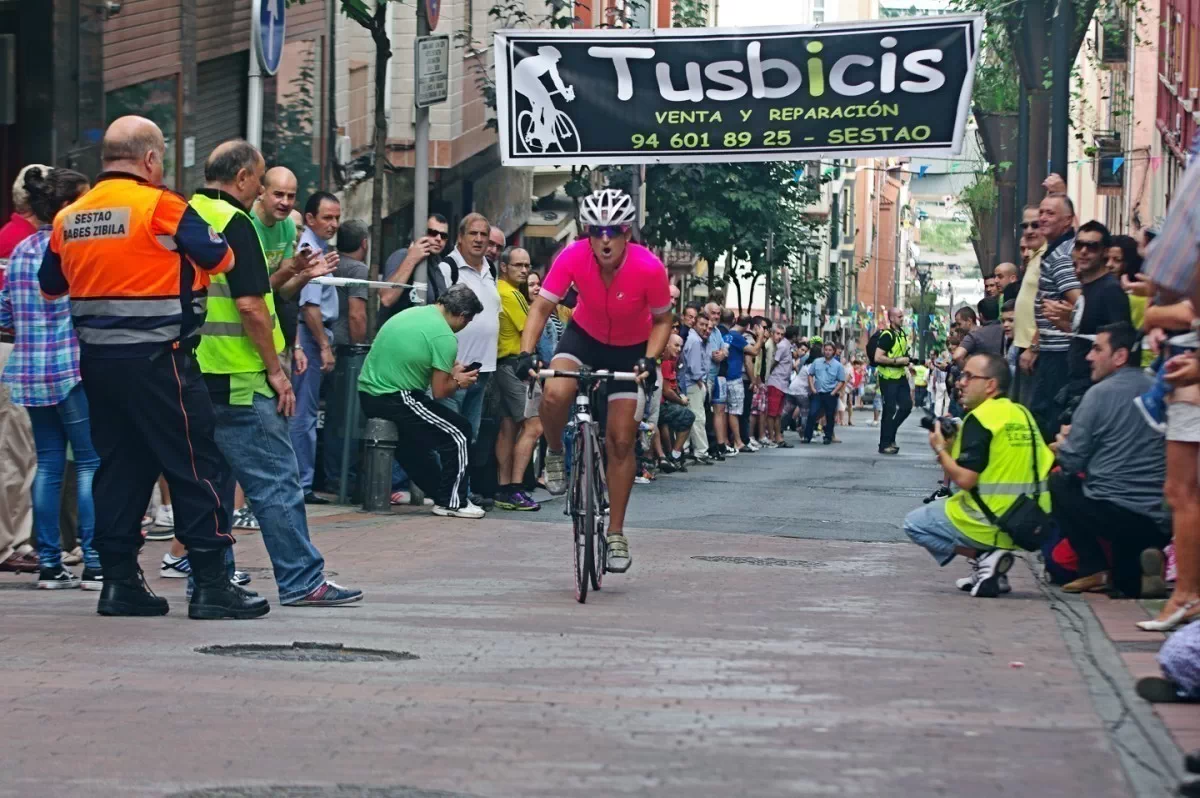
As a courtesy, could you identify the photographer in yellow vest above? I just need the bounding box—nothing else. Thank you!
[903,352,1052,598]
[190,140,362,610]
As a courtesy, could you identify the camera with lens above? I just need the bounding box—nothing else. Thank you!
[920,411,959,438]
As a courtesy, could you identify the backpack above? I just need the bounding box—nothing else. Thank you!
[425,255,497,305]
[865,329,884,366]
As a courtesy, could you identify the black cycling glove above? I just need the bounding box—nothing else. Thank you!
[635,356,658,394]
[515,352,539,383]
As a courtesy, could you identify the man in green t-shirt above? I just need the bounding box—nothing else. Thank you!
[251,167,333,361]
[359,283,486,518]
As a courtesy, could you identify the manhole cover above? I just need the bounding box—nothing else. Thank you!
[168,787,477,798]
[691,556,820,568]
[195,642,418,663]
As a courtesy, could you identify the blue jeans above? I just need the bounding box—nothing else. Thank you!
[289,325,330,493]
[803,392,838,443]
[903,500,998,566]
[438,371,491,442]
[214,392,327,603]
[26,384,100,570]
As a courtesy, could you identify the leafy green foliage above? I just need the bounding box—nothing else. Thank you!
[920,221,972,254]
[457,0,643,132]
[271,50,321,201]
[642,161,826,311]
[672,0,708,28]
[971,26,1020,114]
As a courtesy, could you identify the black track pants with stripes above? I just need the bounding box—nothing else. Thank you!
[360,390,471,509]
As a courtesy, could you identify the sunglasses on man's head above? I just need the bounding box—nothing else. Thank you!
[1073,239,1104,252]
[426,228,449,240]
[587,224,630,239]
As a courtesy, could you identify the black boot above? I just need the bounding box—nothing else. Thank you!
[96,551,169,617]
[187,548,269,620]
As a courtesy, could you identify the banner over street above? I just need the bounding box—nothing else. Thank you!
[494,16,983,165]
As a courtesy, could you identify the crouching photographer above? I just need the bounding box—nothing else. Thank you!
[904,353,1053,597]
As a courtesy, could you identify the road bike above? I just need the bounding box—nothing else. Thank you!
[537,367,638,603]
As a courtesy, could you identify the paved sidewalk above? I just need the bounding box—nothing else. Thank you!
[0,504,1137,797]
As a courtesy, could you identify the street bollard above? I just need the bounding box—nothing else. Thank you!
[362,418,398,512]
[334,343,371,504]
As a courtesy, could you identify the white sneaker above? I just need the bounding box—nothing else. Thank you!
[432,501,486,519]
[956,560,1011,594]
[971,549,1014,597]
[745,439,760,452]
[153,504,175,530]
[723,445,738,457]
[160,552,190,578]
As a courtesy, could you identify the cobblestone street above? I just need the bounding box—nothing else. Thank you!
[0,415,1185,797]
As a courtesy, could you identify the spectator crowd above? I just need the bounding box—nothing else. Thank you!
[3,116,1200,742]
[890,171,1200,718]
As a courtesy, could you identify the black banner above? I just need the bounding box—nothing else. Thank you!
[494,16,982,165]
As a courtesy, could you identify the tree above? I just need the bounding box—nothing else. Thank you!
[456,0,644,231]
[642,161,826,317]
[953,0,1107,202]
[272,49,321,201]
[291,0,398,334]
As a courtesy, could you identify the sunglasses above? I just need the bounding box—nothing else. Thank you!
[588,224,630,239]
[1019,221,1039,231]
[1073,239,1104,252]
[426,228,449,240]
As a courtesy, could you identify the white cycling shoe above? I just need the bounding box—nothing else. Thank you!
[605,533,631,573]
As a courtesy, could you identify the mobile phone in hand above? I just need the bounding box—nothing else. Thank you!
[465,361,483,372]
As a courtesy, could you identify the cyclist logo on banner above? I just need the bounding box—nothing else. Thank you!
[512,46,581,154]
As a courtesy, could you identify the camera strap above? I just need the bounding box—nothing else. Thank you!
[968,406,1041,536]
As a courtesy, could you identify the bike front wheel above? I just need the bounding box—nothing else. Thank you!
[572,424,592,603]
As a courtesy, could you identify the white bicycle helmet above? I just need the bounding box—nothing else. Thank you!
[579,188,636,227]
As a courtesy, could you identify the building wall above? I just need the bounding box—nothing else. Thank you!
[1157,0,1197,206]
[1127,9,1161,229]
[103,0,182,91]
[364,0,508,170]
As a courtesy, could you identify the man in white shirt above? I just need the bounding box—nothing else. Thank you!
[436,212,500,446]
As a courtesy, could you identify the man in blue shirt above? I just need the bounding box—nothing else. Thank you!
[679,315,715,465]
[804,341,847,445]
[721,311,751,452]
[290,191,341,504]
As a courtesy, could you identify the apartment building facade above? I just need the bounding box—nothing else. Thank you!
[0,0,331,218]
[1063,5,1160,234]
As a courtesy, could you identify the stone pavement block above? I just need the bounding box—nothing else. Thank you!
[0,512,1137,798]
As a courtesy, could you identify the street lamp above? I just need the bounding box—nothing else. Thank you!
[915,262,932,361]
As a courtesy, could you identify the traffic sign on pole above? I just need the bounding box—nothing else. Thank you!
[415,36,450,108]
[425,0,441,31]
[253,0,286,76]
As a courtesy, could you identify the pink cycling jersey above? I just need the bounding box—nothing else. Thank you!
[539,239,672,346]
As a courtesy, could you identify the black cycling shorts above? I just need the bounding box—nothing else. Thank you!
[552,321,646,401]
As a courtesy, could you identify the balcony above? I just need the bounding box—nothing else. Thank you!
[1091,130,1124,193]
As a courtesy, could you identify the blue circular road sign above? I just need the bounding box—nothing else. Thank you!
[253,0,286,76]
